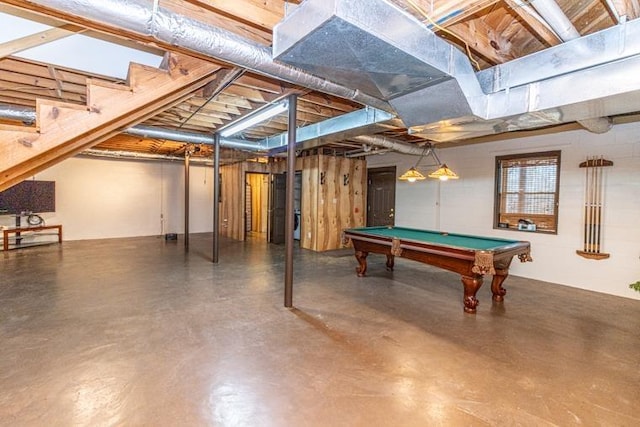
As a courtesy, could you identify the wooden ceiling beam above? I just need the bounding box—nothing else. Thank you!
[222,85,271,103]
[171,105,230,122]
[616,0,640,19]
[446,18,517,65]
[202,92,253,109]
[0,69,86,94]
[0,23,85,59]
[504,0,562,46]
[236,74,295,94]
[299,93,359,113]
[186,100,243,116]
[47,65,65,99]
[161,0,272,44]
[0,86,80,103]
[0,96,35,109]
[181,0,285,32]
[0,57,114,85]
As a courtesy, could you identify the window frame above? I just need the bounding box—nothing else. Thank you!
[493,150,561,235]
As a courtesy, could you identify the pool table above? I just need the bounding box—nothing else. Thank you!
[342,226,532,313]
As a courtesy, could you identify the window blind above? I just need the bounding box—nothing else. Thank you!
[495,151,561,233]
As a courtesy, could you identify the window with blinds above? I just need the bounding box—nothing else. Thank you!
[494,151,561,234]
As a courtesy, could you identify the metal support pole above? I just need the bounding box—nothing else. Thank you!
[213,133,220,263]
[284,95,297,308]
[184,153,190,250]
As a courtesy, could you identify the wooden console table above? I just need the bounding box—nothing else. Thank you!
[3,224,63,251]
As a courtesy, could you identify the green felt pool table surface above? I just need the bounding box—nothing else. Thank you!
[345,226,521,251]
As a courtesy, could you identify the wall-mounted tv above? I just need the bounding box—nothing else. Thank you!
[0,180,56,215]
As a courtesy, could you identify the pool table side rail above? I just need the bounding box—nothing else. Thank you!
[347,226,523,248]
[344,229,529,254]
[343,230,531,276]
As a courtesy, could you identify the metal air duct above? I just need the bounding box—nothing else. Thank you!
[0,104,36,124]
[275,0,640,142]
[352,135,426,156]
[273,0,486,125]
[79,148,211,164]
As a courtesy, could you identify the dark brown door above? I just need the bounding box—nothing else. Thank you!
[367,166,396,227]
[269,173,286,244]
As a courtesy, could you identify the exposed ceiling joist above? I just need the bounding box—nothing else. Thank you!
[0,23,85,59]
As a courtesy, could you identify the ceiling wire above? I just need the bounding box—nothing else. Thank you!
[404,0,482,70]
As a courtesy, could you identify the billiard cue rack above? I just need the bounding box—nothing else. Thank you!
[576,156,613,260]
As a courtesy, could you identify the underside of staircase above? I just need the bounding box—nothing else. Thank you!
[0,53,221,192]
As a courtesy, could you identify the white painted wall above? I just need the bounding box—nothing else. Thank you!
[367,122,640,300]
[0,157,215,241]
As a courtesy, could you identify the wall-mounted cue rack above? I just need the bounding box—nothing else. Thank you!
[576,156,613,260]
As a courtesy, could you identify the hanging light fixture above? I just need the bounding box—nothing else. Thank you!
[399,144,459,182]
[398,166,426,182]
[428,163,459,181]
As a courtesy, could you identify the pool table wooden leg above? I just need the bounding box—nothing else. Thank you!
[461,275,483,313]
[491,258,512,302]
[385,254,395,271]
[491,269,509,302]
[355,250,368,277]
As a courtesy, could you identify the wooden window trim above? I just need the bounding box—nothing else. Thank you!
[493,150,561,235]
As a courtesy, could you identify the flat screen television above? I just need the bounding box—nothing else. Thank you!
[0,180,56,215]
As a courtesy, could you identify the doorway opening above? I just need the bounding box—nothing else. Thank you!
[367,166,396,227]
[268,171,302,244]
[245,173,269,241]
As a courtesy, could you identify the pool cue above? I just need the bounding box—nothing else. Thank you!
[595,156,603,253]
[583,158,589,252]
[587,160,593,252]
[592,159,598,252]
[590,157,597,252]
[590,160,598,253]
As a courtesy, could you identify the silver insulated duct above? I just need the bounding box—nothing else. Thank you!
[273,0,485,125]
[274,0,640,141]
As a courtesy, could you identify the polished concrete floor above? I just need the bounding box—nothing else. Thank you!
[1,233,639,426]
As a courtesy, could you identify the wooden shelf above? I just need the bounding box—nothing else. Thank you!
[2,224,62,251]
[576,250,610,260]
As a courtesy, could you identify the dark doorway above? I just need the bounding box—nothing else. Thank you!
[367,166,396,227]
[269,173,286,244]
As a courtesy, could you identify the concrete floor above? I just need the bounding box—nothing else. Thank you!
[1,234,639,426]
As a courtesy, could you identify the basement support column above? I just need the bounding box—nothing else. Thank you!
[185,153,190,251]
[284,95,297,308]
[213,134,220,264]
